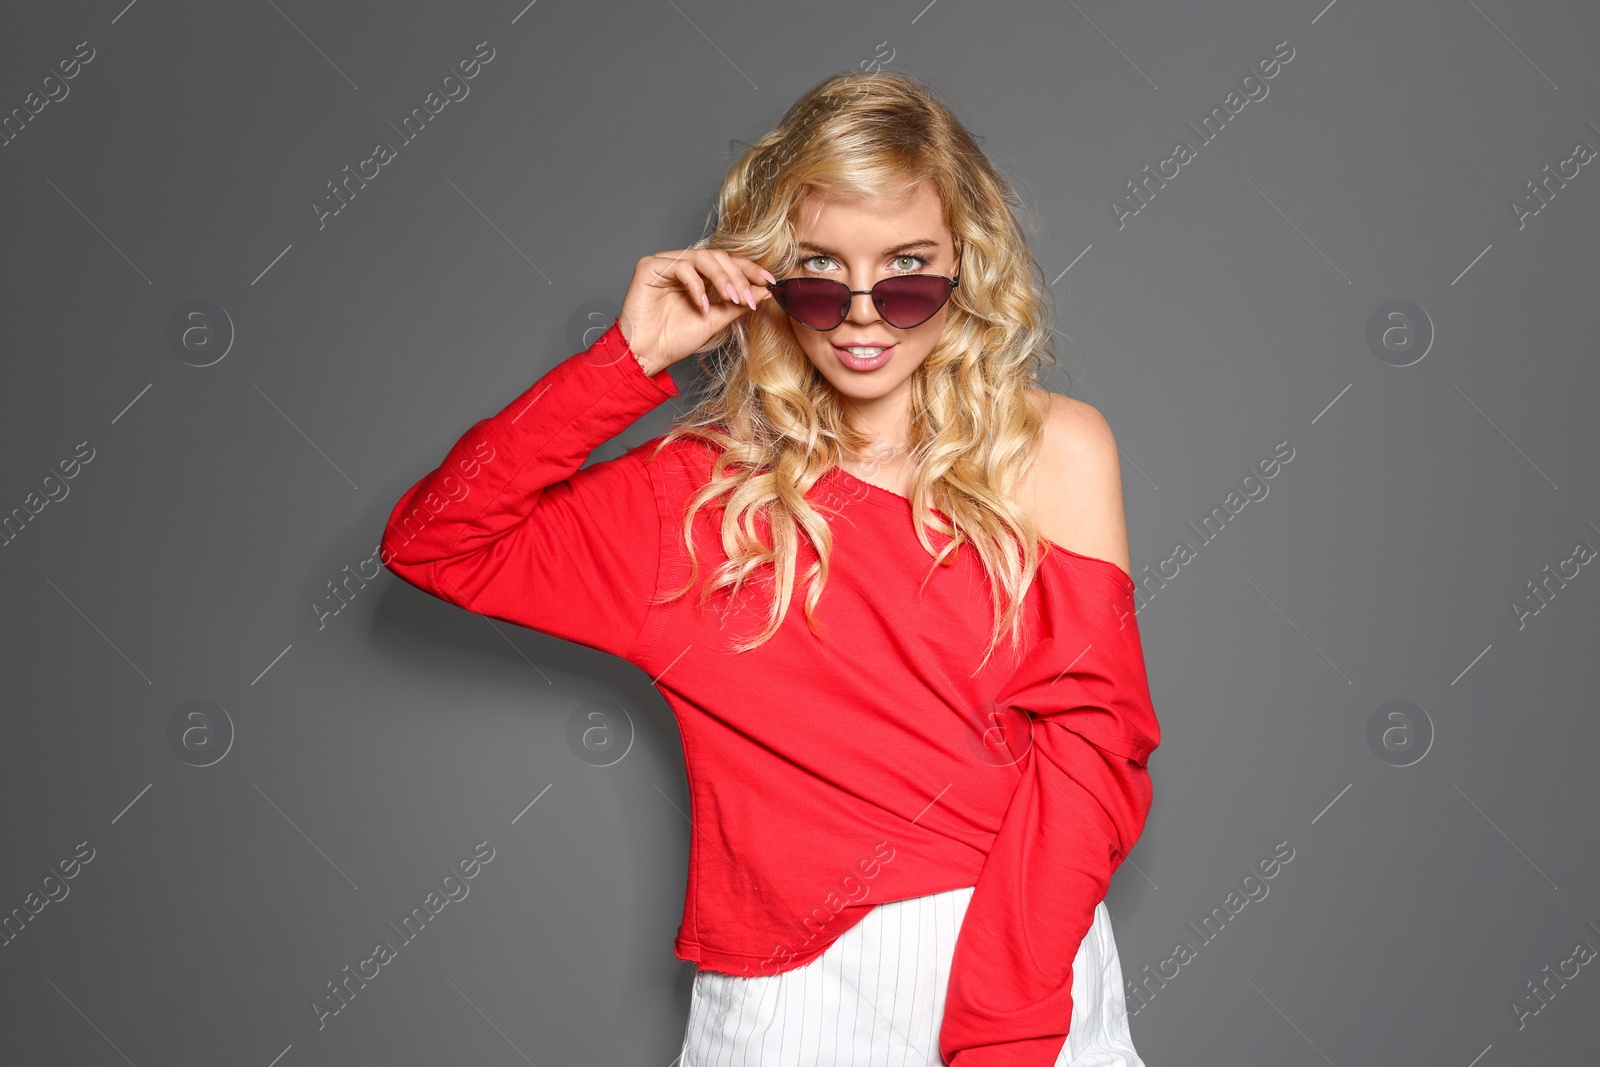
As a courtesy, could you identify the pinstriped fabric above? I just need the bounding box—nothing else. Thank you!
[677,886,1144,1067]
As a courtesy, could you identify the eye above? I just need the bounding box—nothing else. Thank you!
[800,254,835,272]
[892,254,930,272]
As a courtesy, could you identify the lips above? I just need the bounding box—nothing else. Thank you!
[833,343,896,371]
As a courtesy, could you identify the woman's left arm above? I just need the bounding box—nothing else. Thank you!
[938,567,1161,1067]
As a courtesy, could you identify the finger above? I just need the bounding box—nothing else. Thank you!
[714,268,749,311]
[706,249,758,311]
[682,258,748,319]
[735,256,779,288]
[681,251,728,303]
[644,251,696,289]
[669,261,712,315]
[730,260,776,309]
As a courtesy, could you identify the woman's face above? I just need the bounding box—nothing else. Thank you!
[779,183,958,414]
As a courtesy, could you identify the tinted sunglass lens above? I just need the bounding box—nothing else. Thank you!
[874,275,953,329]
[773,275,955,331]
[776,279,850,331]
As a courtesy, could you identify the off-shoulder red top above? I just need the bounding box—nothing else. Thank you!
[380,318,1161,1067]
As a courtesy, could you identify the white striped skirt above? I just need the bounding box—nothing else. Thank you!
[678,885,1145,1066]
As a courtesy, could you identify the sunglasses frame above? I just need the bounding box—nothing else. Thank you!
[763,241,964,332]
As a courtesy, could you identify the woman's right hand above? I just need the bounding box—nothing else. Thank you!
[617,248,777,376]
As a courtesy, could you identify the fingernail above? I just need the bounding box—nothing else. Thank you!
[724,284,737,304]
[743,287,754,309]
[761,269,777,284]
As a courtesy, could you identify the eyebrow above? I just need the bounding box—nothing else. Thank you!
[794,238,942,257]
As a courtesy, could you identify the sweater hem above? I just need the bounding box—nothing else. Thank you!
[673,921,857,977]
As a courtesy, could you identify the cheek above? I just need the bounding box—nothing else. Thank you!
[800,331,836,367]
[783,317,823,359]
[893,320,943,367]
[917,307,950,344]
[888,345,929,382]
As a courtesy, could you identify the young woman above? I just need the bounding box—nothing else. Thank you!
[381,70,1160,1067]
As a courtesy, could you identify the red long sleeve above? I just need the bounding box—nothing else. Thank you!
[380,318,678,660]
[378,316,1164,1062]
[939,563,1159,1067]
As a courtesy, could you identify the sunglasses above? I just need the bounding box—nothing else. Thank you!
[764,248,962,332]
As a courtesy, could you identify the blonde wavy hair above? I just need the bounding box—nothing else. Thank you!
[645,68,1064,675]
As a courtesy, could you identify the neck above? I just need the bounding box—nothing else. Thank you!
[841,379,914,455]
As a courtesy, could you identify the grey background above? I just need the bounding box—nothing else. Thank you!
[2,1,1597,1064]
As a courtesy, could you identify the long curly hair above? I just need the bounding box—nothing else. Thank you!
[645,68,1064,675]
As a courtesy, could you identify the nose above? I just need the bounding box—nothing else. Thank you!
[843,287,883,324]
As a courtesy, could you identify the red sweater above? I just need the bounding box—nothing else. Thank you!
[380,319,1161,1067]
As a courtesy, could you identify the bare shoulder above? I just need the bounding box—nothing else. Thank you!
[1020,389,1131,580]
